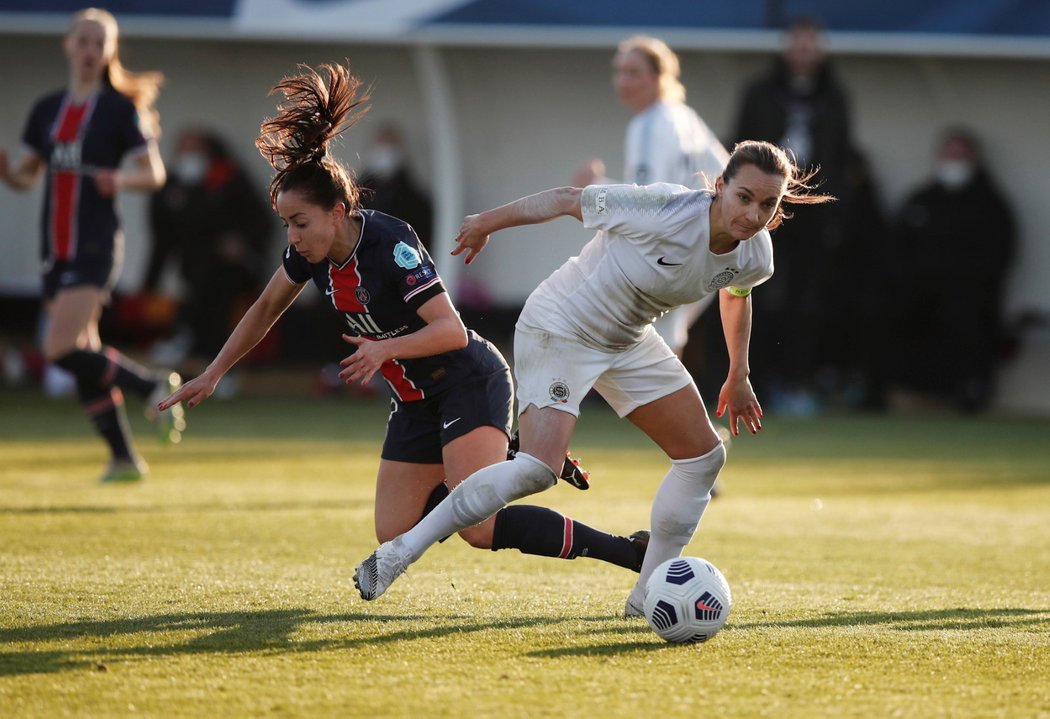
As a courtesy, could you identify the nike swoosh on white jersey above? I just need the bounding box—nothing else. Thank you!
[657,257,682,266]
[442,418,462,429]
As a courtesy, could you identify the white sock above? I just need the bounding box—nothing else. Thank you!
[628,442,726,604]
[397,452,556,563]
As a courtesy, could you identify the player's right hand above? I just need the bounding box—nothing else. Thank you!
[158,373,218,411]
[451,214,490,265]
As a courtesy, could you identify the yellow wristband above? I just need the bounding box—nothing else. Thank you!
[726,286,752,297]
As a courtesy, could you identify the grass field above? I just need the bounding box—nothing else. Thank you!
[1,388,1048,718]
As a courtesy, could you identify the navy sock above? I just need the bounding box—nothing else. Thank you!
[54,348,158,398]
[76,381,135,461]
[491,505,642,571]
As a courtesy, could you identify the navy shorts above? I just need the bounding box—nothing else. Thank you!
[43,256,120,301]
[382,363,513,464]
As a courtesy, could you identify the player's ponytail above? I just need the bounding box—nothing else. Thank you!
[70,8,164,138]
[256,62,370,209]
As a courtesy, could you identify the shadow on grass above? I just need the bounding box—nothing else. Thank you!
[5,606,1045,675]
[731,606,1050,632]
[0,608,645,676]
[524,606,1050,658]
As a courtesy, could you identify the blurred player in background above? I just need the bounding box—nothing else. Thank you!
[354,141,835,611]
[576,35,729,357]
[160,62,649,575]
[0,7,183,483]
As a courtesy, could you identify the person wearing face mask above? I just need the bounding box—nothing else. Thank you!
[730,16,854,414]
[356,124,433,252]
[888,127,1016,412]
[144,128,273,371]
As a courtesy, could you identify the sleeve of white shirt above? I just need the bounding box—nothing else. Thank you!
[580,183,694,241]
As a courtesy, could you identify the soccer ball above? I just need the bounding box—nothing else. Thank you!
[643,556,732,643]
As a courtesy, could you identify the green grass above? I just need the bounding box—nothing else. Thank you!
[1,389,1049,718]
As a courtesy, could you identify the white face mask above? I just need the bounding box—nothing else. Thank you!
[935,159,974,190]
[174,152,208,185]
[364,145,402,180]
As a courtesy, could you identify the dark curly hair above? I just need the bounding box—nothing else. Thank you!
[255,62,370,210]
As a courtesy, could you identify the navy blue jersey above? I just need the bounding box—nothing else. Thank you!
[21,87,150,265]
[282,210,496,402]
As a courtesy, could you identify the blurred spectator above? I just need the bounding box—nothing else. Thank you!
[145,128,272,368]
[357,123,433,250]
[825,147,891,410]
[575,35,728,358]
[731,16,854,413]
[887,127,1016,412]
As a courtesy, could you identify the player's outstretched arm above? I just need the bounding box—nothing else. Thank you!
[452,186,583,264]
[715,289,762,436]
[158,267,304,411]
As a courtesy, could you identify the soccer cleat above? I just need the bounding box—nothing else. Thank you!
[146,371,186,445]
[628,530,650,573]
[624,594,645,618]
[100,457,148,484]
[354,537,409,601]
[507,430,590,490]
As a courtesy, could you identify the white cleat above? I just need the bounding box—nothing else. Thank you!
[624,592,645,618]
[354,537,409,601]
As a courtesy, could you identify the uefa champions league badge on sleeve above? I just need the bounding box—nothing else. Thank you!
[393,241,421,270]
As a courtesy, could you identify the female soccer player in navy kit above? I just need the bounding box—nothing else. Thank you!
[355,141,835,613]
[0,8,184,483]
[159,62,648,574]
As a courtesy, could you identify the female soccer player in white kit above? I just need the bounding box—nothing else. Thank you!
[579,35,730,355]
[355,140,833,614]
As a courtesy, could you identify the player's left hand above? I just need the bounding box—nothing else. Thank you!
[451,214,490,265]
[338,334,386,385]
[93,169,119,197]
[715,377,763,436]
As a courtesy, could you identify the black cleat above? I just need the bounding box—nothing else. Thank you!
[507,430,590,490]
[627,530,650,573]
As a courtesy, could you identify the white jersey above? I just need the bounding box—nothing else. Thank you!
[518,183,774,351]
[624,100,728,191]
[623,100,730,350]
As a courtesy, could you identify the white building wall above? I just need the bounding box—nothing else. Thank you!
[2,35,1048,410]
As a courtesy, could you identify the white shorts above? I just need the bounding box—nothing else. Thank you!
[513,326,694,418]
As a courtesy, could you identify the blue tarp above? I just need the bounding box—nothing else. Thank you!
[428,0,1050,37]
[2,0,1048,40]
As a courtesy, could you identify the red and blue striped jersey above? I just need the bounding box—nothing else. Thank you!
[21,87,150,265]
[282,210,488,402]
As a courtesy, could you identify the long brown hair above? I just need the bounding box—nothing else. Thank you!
[70,8,164,137]
[256,62,371,209]
[723,140,835,231]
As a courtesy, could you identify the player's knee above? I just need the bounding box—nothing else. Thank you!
[457,523,494,550]
[671,441,726,495]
